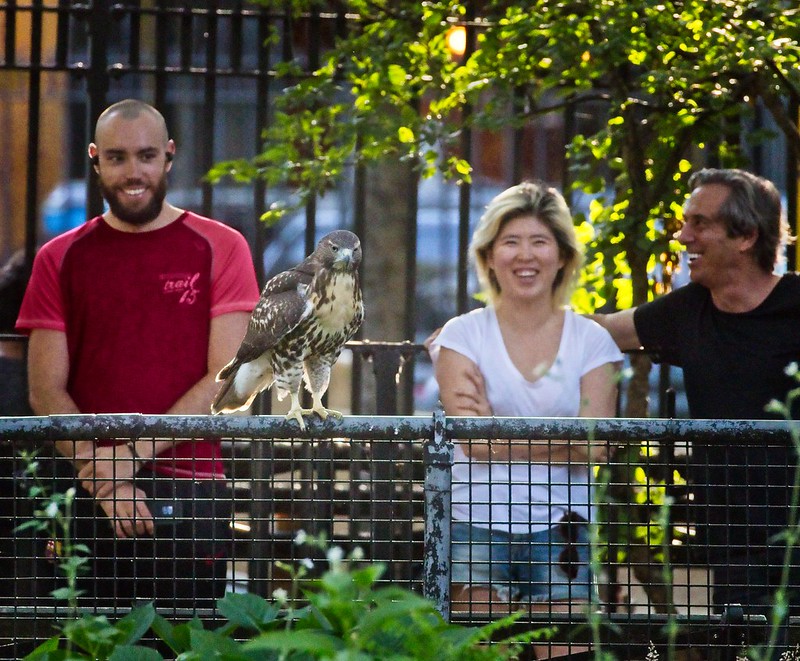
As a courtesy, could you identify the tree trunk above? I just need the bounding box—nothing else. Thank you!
[358,157,415,413]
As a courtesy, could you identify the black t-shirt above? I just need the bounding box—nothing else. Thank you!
[634,274,800,553]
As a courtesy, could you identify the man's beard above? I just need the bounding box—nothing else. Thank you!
[100,174,168,227]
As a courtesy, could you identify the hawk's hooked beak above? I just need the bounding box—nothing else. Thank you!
[333,248,354,269]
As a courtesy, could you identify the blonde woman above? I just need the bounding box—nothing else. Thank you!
[430,181,622,659]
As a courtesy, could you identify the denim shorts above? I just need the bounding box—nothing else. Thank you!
[451,518,593,604]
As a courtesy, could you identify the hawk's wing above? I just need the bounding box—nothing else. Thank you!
[217,267,313,379]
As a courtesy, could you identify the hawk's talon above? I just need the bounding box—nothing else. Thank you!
[315,407,343,420]
[285,407,307,430]
[285,406,343,429]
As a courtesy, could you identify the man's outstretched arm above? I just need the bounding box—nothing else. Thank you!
[590,308,642,352]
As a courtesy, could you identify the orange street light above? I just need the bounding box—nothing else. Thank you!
[446,25,467,58]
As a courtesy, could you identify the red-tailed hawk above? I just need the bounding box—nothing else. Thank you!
[211,230,363,429]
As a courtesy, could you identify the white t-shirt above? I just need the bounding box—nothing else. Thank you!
[431,306,623,533]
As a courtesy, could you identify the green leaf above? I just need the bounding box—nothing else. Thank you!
[398,126,415,143]
[20,634,61,660]
[115,604,157,647]
[216,592,280,631]
[51,586,81,601]
[108,645,165,661]
[150,614,204,655]
[358,598,438,637]
[244,629,345,655]
[387,64,407,87]
[188,629,251,658]
[628,50,646,65]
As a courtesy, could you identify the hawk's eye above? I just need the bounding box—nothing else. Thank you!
[331,245,339,252]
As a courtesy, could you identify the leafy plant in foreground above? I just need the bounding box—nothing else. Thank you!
[24,531,537,660]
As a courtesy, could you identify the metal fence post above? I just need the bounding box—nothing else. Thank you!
[423,407,452,619]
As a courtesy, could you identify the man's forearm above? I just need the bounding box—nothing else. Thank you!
[124,372,221,461]
[166,372,220,416]
[588,309,641,351]
[30,388,94,469]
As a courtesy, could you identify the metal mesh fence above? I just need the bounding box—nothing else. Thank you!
[0,414,798,659]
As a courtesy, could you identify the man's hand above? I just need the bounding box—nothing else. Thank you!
[70,440,96,471]
[78,444,138,499]
[96,481,154,539]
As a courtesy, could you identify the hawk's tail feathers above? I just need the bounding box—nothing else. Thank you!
[211,357,274,415]
[211,375,250,415]
[215,357,238,382]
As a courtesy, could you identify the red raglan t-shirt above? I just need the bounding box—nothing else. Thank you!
[16,211,260,478]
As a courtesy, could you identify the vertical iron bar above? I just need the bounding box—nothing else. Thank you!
[402,167,419,413]
[787,96,798,270]
[456,146,471,316]
[24,0,43,264]
[154,0,170,109]
[180,4,193,70]
[230,2,243,71]
[302,193,317,412]
[128,0,140,70]
[373,347,400,415]
[201,2,218,216]
[86,0,111,220]
[404,165,419,341]
[370,348,402,578]
[55,0,70,67]
[4,0,16,66]
[303,8,321,259]
[252,5,270,288]
[248,3,275,569]
[313,440,334,540]
[455,7,475,317]
[251,4,273,416]
[304,196,317,265]
[247,6,274,585]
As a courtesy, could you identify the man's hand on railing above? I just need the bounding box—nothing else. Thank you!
[55,439,95,471]
[77,443,139,499]
[95,481,154,539]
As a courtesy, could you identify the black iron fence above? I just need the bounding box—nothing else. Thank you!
[0,413,798,659]
[1,0,500,344]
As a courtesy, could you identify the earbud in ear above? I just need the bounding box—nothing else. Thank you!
[165,152,173,163]
[91,155,99,166]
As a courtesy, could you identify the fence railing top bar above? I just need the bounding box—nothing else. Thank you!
[446,416,795,442]
[0,414,794,442]
[0,414,434,441]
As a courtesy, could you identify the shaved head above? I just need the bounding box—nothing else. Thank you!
[94,99,169,144]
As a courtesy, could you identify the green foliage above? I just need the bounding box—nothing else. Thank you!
[595,445,688,566]
[217,0,800,307]
[16,451,90,617]
[23,533,533,660]
[761,365,800,661]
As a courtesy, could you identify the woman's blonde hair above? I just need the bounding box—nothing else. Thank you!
[470,181,583,307]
